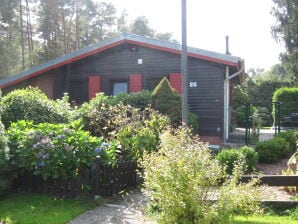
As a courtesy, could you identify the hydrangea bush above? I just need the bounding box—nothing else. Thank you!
[7,120,118,180]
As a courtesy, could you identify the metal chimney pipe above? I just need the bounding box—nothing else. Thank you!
[225,36,231,55]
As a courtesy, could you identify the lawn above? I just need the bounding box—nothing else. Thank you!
[234,214,298,224]
[0,193,98,224]
[233,207,298,224]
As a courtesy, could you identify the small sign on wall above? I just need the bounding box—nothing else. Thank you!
[137,58,143,64]
[189,81,198,88]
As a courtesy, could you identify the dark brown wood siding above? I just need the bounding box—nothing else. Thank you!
[65,44,225,136]
[2,43,226,137]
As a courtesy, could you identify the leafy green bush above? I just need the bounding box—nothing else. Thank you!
[216,149,244,175]
[239,146,258,173]
[275,130,297,154]
[6,120,108,180]
[114,109,168,162]
[116,126,157,162]
[142,128,261,223]
[0,87,71,128]
[0,119,11,195]
[272,87,298,122]
[274,137,291,157]
[79,93,141,138]
[79,93,169,154]
[187,112,199,134]
[216,146,258,175]
[110,90,152,110]
[255,137,290,163]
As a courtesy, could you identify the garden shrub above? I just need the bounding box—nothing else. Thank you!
[0,119,11,195]
[142,128,261,224]
[116,126,157,162]
[151,78,199,133]
[110,90,152,110]
[216,146,258,175]
[79,94,141,138]
[114,109,169,162]
[275,130,297,154]
[239,146,258,173]
[0,87,71,128]
[272,87,298,123]
[6,120,113,180]
[151,77,181,125]
[79,93,169,146]
[274,137,291,157]
[255,137,290,163]
[187,111,199,134]
[216,148,245,175]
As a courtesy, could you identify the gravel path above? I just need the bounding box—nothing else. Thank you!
[68,190,156,224]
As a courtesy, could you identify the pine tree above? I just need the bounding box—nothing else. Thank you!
[271,0,298,82]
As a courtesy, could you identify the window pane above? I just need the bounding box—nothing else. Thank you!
[113,82,128,95]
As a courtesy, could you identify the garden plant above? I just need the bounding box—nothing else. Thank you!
[142,128,261,224]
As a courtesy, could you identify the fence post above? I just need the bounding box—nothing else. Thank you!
[277,101,281,133]
[245,102,250,145]
[274,101,281,134]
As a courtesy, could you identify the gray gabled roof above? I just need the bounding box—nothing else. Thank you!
[0,33,242,88]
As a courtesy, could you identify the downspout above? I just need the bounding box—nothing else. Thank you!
[223,59,245,143]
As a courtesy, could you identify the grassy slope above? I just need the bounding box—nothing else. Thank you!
[0,193,97,224]
[233,215,298,224]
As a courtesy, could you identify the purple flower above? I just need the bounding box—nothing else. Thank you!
[42,153,49,159]
[101,142,110,148]
[27,131,36,139]
[64,143,71,151]
[94,147,102,153]
[38,161,45,167]
[62,128,73,134]
[40,137,51,144]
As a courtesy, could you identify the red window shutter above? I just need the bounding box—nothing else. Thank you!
[129,74,142,93]
[88,76,101,100]
[169,73,182,94]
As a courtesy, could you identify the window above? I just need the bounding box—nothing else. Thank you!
[112,82,128,96]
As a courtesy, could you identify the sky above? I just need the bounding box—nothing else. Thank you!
[105,0,285,71]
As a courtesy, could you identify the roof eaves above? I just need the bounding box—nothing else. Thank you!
[0,34,127,88]
[125,34,240,65]
[0,33,242,88]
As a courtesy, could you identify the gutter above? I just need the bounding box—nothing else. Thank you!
[223,59,245,143]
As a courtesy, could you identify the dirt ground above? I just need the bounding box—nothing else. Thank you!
[256,157,289,175]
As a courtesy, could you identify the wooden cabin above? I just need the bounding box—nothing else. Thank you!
[0,33,244,145]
